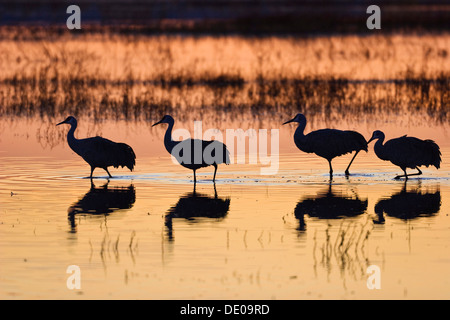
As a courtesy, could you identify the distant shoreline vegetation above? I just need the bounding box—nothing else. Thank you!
[0,27,448,125]
[1,76,448,125]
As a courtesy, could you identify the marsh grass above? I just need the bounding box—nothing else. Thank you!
[313,219,374,281]
[0,27,448,127]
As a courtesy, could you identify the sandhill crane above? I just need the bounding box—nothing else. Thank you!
[152,115,230,183]
[57,116,136,179]
[368,130,441,180]
[283,113,368,178]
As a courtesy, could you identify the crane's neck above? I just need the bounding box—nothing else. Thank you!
[67,122,81,155]
[163,119,177,154]
[373,135,388,160]
[293,118,307,148]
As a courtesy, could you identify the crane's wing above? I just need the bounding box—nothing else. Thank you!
[79,136,136,170]
[304,129,367,159]
[173,139,230,165]
[202,140,231,165]
[384,136,441,169]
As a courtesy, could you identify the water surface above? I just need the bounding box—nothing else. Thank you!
[1,114,450,300]
[1,33,450,299]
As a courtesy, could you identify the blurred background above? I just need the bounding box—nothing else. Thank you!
[0,0,448,34]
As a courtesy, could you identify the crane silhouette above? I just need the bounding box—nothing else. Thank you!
[152,115,230,183]
[373,182,441,223]
[368,130,441,180]
[283,113,368,178]
[57,116,136,179]
[67,181,136,232]
[165,184,230,241]
[294,183,368,230]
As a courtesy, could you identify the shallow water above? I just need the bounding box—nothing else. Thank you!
[1,114,450,300]
[1,31,449,299]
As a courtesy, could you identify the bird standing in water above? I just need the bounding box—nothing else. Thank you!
[152,115,230,183]
[283,113,368,178]
[57,116,136,179]
[367,130,441,180]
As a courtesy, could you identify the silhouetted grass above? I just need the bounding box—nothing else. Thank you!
[0,27,448,126]
[1,73,448,125]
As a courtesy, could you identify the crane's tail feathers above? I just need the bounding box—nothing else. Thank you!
[336,131,368,155]
[225,146,231,165]
[114,143,136,171]
[208,140,230,165]
[351,131,369,152]
[424,139,441,169]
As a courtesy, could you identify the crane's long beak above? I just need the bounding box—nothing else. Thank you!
[56,120,66,126]
[367,136,376,144]
[283,118,295,125]
[152,120,162,127]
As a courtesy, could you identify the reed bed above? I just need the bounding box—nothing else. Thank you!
[0,27,448,125]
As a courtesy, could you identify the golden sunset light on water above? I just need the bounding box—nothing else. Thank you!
[1,1,449,308]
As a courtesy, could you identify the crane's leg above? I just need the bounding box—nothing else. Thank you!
[193,169,197,183]
[213,164,218,183]
[104,167,112,178]
[345,150,360,176]
[394,169,410,180]
[297,214,306,231]
[90,166,95,179]
[394,169,408,180]
[328,160,333,179]
[395,167,422,180]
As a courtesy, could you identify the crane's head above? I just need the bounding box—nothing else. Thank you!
[368,130,385,144]
[152,115,174,127]
[283,113,306,125]
[56,116,77,126]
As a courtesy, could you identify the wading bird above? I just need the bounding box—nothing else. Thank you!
[152,115,230,183]
[283,113,368,178]
[57,116,136,179]
[368,130,441,180]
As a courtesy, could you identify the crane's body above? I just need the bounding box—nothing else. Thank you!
[57,116,136,178]
[152,115,230,183]
[368,130,441,180]
[284,113,367,177]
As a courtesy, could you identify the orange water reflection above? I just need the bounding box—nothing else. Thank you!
[1,32,450,299]
[1,112,450,299]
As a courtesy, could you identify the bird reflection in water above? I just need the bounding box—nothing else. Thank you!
[374,182,441,224]
[68,181,136,232]
[294,183,368,231]
[165,184,230,241]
